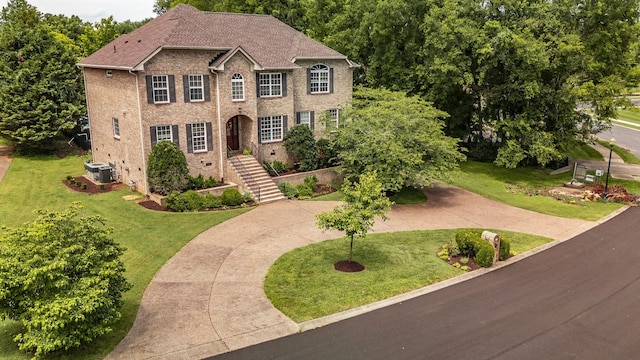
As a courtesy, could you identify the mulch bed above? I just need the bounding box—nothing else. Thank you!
[334,260,365,272]
[62,177,122,194]
[447,255,482,271]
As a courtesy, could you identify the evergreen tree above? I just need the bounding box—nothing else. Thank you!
[0,0,85,153]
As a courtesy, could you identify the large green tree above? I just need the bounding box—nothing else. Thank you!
[0,0,85,153]
[418,0,640,167]
[0,203,132,356]
[330,86,465,192]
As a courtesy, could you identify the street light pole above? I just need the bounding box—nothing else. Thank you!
[603,138,615,199]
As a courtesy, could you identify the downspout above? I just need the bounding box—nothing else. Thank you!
[130,69,148,195]
[212,70,224,182]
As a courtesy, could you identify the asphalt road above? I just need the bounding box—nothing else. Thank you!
[209,206,640,360]
[599,124,640,158]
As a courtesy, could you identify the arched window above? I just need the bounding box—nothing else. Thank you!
[309,64,330,94]
[231,73,244,101]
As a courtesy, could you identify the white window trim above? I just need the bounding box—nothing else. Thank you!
[156,125,173,142]
[152,75,170,104]
[191,122,207,152]
[188,74,204,102]
[260,115,284,143]
[259,73,282,97]
[232,73,245,101]
[112,117,120,139]
[310,64,330,94]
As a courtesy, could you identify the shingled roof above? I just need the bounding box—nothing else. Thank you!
[78,4,348,71]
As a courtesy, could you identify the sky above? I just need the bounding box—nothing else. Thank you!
[0,0,157,23]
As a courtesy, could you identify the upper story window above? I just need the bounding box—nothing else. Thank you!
[112,117,120,138]
[258,73,283,97]
[232,73,245,101]
[310,64,330,94]
[188,74,204,102]
[307,64,333,94]
[146,75,176,104]
[152,75,169,103]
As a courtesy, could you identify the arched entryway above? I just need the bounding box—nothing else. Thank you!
[225,115,253,154]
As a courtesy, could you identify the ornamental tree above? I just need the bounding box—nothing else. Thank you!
[316,172,392,263]
[147,141,190,195]
[0,203,132,357]
[283,124,319,171]
[330,86,466,192]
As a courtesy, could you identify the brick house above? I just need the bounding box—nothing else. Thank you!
[78,4,356,200]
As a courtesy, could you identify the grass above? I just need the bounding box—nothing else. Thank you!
[595,139,640,164]
[566,142,603,161]
[449,161,625,221]
[0,154,250,359]
[264,229,551,322]
[615,108,640,126]
[389,186,427,204]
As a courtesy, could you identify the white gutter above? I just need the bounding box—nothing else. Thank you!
[130,70,148,195]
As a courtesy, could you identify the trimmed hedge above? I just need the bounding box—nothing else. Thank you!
[221,189,244,206]
[499,237,511,261]
[455,229,483,256]
[474,241,494,268]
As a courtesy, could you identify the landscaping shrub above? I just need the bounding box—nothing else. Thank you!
[165,191,194,212]
[202,193,222,209]
[296,183,314,199]
[475,241,495,267]
[304,175,319,190]
[317,138,338,168]
[182,190,204,211]
[81,183,87,190]
[147,141,189,195]
[242,192,253,203]
[264,160,289,176]
[499,236,511,261]
[284,124,318,171]
[188,174,205,190]
[221,188,243,206]
[278,182,298,199]
[455,229,482,256]
[203,176,218,188]
[66,175,74,181]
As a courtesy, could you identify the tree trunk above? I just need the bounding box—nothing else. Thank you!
[348,234,354,262]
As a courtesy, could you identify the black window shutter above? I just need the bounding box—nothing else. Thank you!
[206,122,213,151]
[183,75,190,103]
[282,73,287,97]
[172,125,179,146]
[169,75,176,103]
[295,112,301,125]
[186,124,193,153]
[146,76,154,104]
[329,68,334,93]
[203,75,211,102]
[310,111,315,131]
[307,68,311,94]
[256,73,260,98]
[282,115,288,135]
[150,126,157,146]
[257,118,262,144]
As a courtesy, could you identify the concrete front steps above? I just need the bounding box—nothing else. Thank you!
[228,155,286,204]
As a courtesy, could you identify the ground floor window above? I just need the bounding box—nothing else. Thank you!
[259,115,284,143]
[191,122,207,152]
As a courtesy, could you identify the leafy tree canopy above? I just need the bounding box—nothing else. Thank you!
[331,86,466,192]
[283,124,318,171]
[0,203,132,357]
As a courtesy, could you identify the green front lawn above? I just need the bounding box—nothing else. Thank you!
[0,155,250,359]
[264,229,551,322]
[615,108,640,126]
[595,139,640,164]
[449,161,625,221]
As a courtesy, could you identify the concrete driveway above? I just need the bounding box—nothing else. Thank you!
[106,185,603,359]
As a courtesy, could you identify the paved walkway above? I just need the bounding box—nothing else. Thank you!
[106,186,606,360]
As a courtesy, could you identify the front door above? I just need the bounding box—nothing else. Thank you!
[226,117,239,151]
